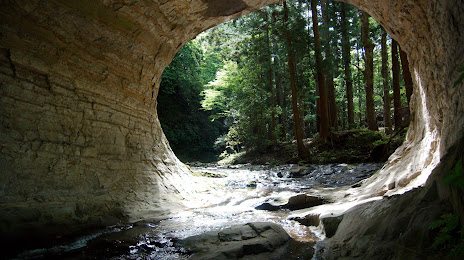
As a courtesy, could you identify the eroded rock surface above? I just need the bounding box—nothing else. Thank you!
[0,0,286,240]
[179,222,291,259]
[318,184,448,258]
[0,1,463,259]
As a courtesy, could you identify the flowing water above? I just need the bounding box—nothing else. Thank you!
[14,163,382,259]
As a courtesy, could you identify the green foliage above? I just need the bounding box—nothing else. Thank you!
[372,139,387,147]
[200,6,295,151]
[443,160,464,190]
[159,0,414,161]
[430,213,464,256]
[201,61,239,117]
[429,160,464,256]
[350,130,386,144]
[430,213,459,234]
[158,41,226,162]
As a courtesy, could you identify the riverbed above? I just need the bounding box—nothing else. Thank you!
[14,163,382,259]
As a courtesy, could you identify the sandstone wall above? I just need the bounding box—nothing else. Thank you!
[0,0,463,250]
[0,0,192,235]
[0,0,284,238]
[342,0,464,198]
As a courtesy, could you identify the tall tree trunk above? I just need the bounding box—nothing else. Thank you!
[299,88,306,136]
[399,47,413,105]
[322,0,338,131]
[326,77,338,130]
[284,1,309,159]
[265,16,276,142]
[341,3,354,129]
[381,30,392,134]
[315,80,320,132]
[311,0,330,140]
[305,0,313,135]
[271,11,285,139]
[306,1,319,133]
[392,39,402,129]
[361,11,378,131]
[356,42,363,125]
[275,57,284,139]
[281,66,289,138]
[341,96,346,129]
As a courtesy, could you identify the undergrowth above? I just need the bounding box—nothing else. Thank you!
[428,67,464,256]
[430,160,464,256]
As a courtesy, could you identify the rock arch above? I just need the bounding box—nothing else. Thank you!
[0,0,463,254]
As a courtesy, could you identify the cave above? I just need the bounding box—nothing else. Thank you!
[0,0,463,258]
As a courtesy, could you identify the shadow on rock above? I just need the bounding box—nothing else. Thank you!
[255,194,327,211]
[178,222,292,259]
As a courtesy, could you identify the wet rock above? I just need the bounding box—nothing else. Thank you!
[14,224,177,260]
[294,165,318,177]
[290,214,321,227]
[255,202,281,211]
[290,167,316,178]
[85,227,149,257]
[285,194,326,210]
[276,165,318,178]
[271,163,383,189]
[255,194,326,211]
[192,170,226,178]
[246,181,258,188]
[27,224,186,260]
[179,222,291,260]
[321,215,344,238]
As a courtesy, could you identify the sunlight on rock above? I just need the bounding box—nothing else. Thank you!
[0,0,462,258]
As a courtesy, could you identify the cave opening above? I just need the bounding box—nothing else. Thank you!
[0,0,462,259]
[158,1,412,166]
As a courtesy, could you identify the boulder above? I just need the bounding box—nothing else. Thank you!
[178,222,291,259]
[255,202,281,211]
[290,214,320,227]
[321,215,344,238]
[255,194,327,211]
[285,194,326,210]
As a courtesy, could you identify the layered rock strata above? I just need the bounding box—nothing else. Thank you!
[0,1,463,257]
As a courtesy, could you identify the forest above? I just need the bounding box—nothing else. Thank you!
[157,0,412,163]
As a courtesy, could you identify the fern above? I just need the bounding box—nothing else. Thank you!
[448,224,464,256]
[432,233,452,249]
[429,160,464,256]
[443,214,459,233]
[443,160,464,190]
[430,214,459,244]
[430,214,450,230]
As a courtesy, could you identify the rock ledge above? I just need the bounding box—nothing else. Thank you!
[178,222,291,259]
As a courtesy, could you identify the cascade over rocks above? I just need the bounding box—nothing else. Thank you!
[0,0,463,257]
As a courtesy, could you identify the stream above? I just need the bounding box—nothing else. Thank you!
[14,163,383,259]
